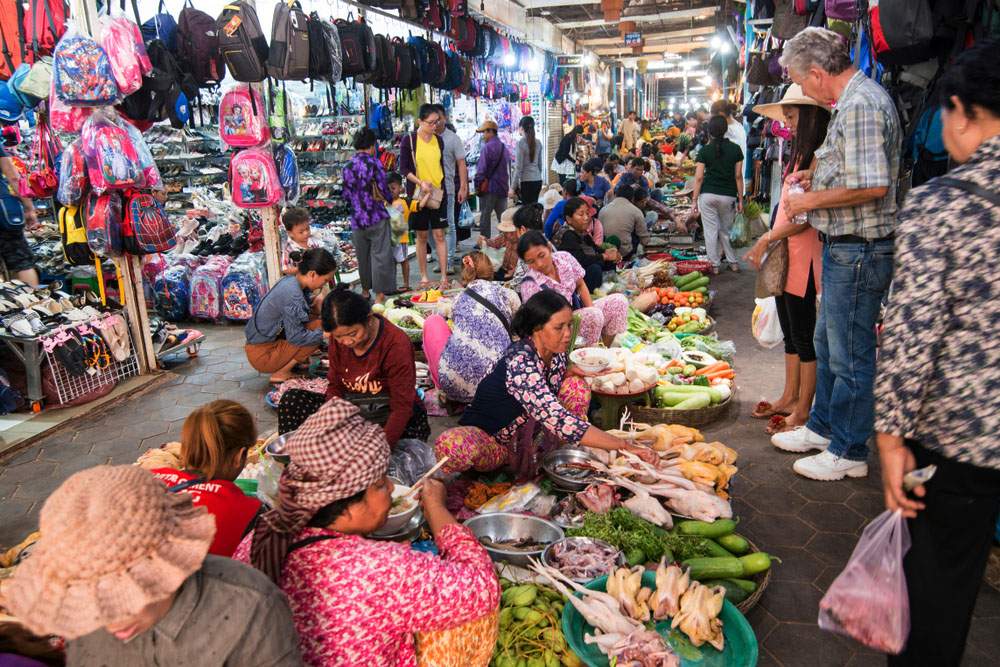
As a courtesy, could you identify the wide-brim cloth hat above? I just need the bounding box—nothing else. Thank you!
[250,398,389,583]
[752,84,832,124]
[498,206,518,233]
[3,466,215,640]
[476,120,499,133]
[540,185,563,210]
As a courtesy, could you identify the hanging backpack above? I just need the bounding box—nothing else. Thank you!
[322,18,343,83]
[307,11,332,80]
[59,203,94,265]
[423,0,444,31]
[219,84,269,147]
[268,0,310,81]
[84,189,123,257]
[177,0,224,88]
[230,146,282,208]
[0,0,27,81]
[118,39,197,128]
[216,0,269,82]
[100,16,152,98]
[124,190,175,253]
[268,83,295,143]
[57,138,87,206]
[400,0,420,21]
[336,16,375,79]
[825,0,865,21]
[869,0,935,66]
[23,0,65,57]
[123,119,162,189]
[53,21,119,106]
[391,38,412,88]
[273,143,299,204]
[369,103,392,141]
[80,114,143,193]
[360,33,391,86]
[140,0,177,50]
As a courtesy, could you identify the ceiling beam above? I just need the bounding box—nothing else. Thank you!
[595,41,708,56]
[554,6,716,29]
[579,25,714,45]
[523,0,598,7]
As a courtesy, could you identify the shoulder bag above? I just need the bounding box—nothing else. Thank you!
[936,177,1000,207]
[754,238,789,298]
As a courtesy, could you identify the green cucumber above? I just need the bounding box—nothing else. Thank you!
[681,556,744,580]
[717,534,750,555]
[739,552,775,575]
[702,539,735,558]
[657,392,693,407]
[675,271,702,289]
[676,519,738,538]
[674,394,711,409]
[685,276,711,290]
[724,578,758,593]
[702,579,752,604]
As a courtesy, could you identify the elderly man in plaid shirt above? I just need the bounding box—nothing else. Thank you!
[770,28,901,481]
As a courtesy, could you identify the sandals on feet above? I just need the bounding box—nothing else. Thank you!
[752,400,791,419]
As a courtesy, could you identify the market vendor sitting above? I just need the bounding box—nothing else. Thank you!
[244,248,336,384]
[277,286,429,443]
[478,206,520,280]
[518,231,628,347]
[434,290,656,478]
[236,399,500,667]
[552,197,619,290]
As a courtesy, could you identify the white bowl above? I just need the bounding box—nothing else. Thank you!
[570,348,611,374]
[380,482,421,534]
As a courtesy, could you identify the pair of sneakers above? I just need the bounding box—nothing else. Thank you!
[771,427,869,481]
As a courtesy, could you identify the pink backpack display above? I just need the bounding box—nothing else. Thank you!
[57,139,88,206]
[230,147,282,208]
[219,84,269,147]
[124,190,175,254]
[80,113,143,193]
[53,27,120,106]
[189,256,234,320]
[99,16,153,97]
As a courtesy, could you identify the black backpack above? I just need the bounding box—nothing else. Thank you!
[119,39,198,127]
[362,33,392,87]
[391,37,413,89]
[177,0,224,87]
[336,16,375,79]
[216,1,269,82]
[307,11,331,80]
[268,0,310,80]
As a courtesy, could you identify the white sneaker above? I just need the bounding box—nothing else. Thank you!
[771,426,831,453]
[793,450,869,481]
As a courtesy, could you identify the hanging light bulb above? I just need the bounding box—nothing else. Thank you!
[582,52,596,66]
[503,51,516,67]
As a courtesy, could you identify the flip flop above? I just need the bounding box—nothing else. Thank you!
[417,280,433,289]
[752,400,791,419]
[766,415,794,435]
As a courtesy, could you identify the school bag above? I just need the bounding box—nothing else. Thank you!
[57,138,87,206]
[140,0,177,50]
[83,189,123,257]
[336,16,375,79]
[825,0,865,21]
[189,256,233,320]
[221,253,267,321]
[49,76,90,131]
[869,0,935,65]
[0,0,27,81]
[268,0,310,81]
[59,203,94,265]
[322,17,343,83]
[118,39,197,128]
[273,143,299,204]
[177,0,224,88]
[216,1,269,82]
[307,12,340,82]
[230,146,283,208]
[369,103,393,141]
[10,60,47,108]
[153,264,192,322]
[219,84,269,147]
[53,25,119,106]
[360,33,391,87]
[23,0,66,57]
[80,113,143,193]
[124,190,176,253]
[99,16,152,98]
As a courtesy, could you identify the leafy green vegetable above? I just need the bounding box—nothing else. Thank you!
[565,508,716,563]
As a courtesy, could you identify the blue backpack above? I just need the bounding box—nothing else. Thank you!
[369,103,393,142]
[8,64,41,109]
[153,265,192,322]
[274,144,300,204]
[53,32,119,106]
[141,1,178,51]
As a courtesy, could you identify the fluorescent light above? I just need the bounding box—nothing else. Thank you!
[700,75,713,86]
[669,97,676,105]
[681,59,697,69]
[582,52,596,66]
[503,52,516,67]
[710,35,722,50]
[625,77,634,87]
[719,42,732,54]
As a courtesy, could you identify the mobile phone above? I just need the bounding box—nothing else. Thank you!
[903,464,936,492]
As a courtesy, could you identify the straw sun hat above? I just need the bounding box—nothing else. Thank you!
[3,465,215,639]
[752,84,832,124]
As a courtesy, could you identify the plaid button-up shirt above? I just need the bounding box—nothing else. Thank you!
[809,70,902,238]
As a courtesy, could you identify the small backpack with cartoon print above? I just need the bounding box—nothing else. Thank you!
[80,114,143,193]
[219,84,269,147]
[53,25,120,106]
[230,146,283,208]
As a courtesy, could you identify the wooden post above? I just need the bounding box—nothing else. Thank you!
[261,207,283,288]
[120,256,157,373]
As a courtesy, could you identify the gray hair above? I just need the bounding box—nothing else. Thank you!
[779,27,853,76]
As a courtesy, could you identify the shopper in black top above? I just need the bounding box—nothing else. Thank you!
[552,197,618,291]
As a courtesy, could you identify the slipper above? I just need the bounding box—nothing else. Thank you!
[752,400,791,419]
[766,415,793,435]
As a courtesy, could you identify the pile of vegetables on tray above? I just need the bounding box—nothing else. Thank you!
[674,519,775,606]
[679,335,735,364]
[494,580,581,667]
[385,307,426,342]
[664,307,711,334]
[567,508,720,565]
[672,270,710,294]
[653,287,707,309]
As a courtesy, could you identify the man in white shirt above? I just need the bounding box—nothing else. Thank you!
[433,104,469,271]
[620,110,640,153]
[711,99,747,160]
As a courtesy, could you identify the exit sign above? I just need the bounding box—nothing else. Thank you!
[624,32,641,46]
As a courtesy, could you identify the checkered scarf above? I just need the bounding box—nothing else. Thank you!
[250,398,389,583]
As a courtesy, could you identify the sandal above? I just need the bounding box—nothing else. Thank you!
[766,415,794,435]
[417,279,433,289]
[752,400,791,419]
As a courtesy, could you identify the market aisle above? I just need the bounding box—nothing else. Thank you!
[1,271,998,666]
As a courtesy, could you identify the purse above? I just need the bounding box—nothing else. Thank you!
[19,120,60,198]
[424,186,444,210]
[755,239,790,298]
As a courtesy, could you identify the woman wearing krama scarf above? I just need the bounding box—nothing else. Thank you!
[234,398,499,667]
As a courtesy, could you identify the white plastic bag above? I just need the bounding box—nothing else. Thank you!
[751,297,784,349]
[818,510,911,654]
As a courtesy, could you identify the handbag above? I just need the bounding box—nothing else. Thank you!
[344,391,392,425]
[476,140,505,195]
[17,57,53,102]
[19,120,59,199]
[423,186,444,210]
[755,239,789,298]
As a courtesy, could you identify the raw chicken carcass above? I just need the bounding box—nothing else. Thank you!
[576,483,620,514]
[585,629,681,667]
[671,581,725,651]
[653,560,690,620]
[603,475,674,528]
[528,560,640,636]
[660,487,733,522]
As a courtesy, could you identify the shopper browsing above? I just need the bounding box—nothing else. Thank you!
[621,110,640,153]
[0,144,40,287]
[773,27,902,481]
[599,184,650,260]
[3,466,301,665]
[244,248,336,384]
[691,116,745,273]
[431,104,469,272]
[552,125,583,186]
[400,104,449,289]
[238,399,500,667]
[386,172,411,293]
[510,115,544,205]
[873,40,1000,665]
[474,119,511,238]
[151,400,262,557]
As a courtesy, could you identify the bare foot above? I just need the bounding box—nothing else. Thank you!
[783,411,809,429]
[752,399,795,419]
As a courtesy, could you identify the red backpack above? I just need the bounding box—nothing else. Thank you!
[0,0,27,80]
[23,0,66,56]
[84,189,123,257]
[123,190,175,254]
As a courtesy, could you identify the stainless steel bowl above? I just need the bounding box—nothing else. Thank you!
[541,448,602,492]
[541,537,625,583]
[264,430,294,464]
[463,512,564,566]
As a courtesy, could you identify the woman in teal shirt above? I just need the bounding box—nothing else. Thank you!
[691,116,744,272]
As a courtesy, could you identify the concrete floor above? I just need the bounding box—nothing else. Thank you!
[1,268,998,666]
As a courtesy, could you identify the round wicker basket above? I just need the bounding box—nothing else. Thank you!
[737,536,772,614]
[630,389,735,428]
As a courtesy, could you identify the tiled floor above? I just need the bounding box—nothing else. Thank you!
[1,270,997,666]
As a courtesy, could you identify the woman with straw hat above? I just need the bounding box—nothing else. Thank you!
[235,398,499,667]
[744,84,832,434]
[2,465,301,665]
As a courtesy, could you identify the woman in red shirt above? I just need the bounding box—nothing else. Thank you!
[152,400,261,556]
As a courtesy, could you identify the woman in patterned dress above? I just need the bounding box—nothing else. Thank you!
[236,399,499,667]
[434,290,656,477]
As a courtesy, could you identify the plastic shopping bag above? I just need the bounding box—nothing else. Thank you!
[818,510,911,654]
[751,297,784,349]
[729,212,751,248]
[387,438,437,486]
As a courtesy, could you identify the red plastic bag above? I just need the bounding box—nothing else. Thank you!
[818,509,911,654]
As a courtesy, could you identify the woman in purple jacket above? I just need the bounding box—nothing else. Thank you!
[473,120,511,238]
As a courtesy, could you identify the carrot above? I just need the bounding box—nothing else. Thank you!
[694,362,729,376]
[706,370,736,380]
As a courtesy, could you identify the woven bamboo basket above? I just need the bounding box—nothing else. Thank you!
[630,389,735,428]
[737,536,772,614]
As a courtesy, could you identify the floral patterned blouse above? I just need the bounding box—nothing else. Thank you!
[519,250,585,306]
[233,524,499,667]
[342,151,392,230]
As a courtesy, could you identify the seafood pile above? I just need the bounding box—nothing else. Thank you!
[546,538,622,581]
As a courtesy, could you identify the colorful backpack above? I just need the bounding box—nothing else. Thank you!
[81,114,143,193]
[230,146,282,208]
[189,256,233,320]
[57,139,87,206]
[58,204,94,265]
[49,77,92,132]
[124,190,175,254]
[84,189,123,257]
[221,257,266,321]
[99,16,152,97]
[153,264,192,322]
[219,84,269,147]
[122,120,162,190]
[53,29,120,106]
[274,144,299,204]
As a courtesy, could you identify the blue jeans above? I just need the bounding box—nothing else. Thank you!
[806,240,894,461]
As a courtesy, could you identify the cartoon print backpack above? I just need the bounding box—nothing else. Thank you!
[124,190,176,254]
[83,189,123,257]
[57,139,87,206]
[122,120,162,190]
[99,16,152,97]
[230,146,282,208]
[273,144,299,205]
[189,256,233,320]
[221,256,266,321]
[53,25,120,106]
[219,84,269,147]
[80,114,143,193]
[153,264,192,322]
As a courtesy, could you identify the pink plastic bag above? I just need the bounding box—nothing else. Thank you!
[818,509,911,654]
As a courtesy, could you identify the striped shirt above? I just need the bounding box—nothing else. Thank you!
[809,70,901,238]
